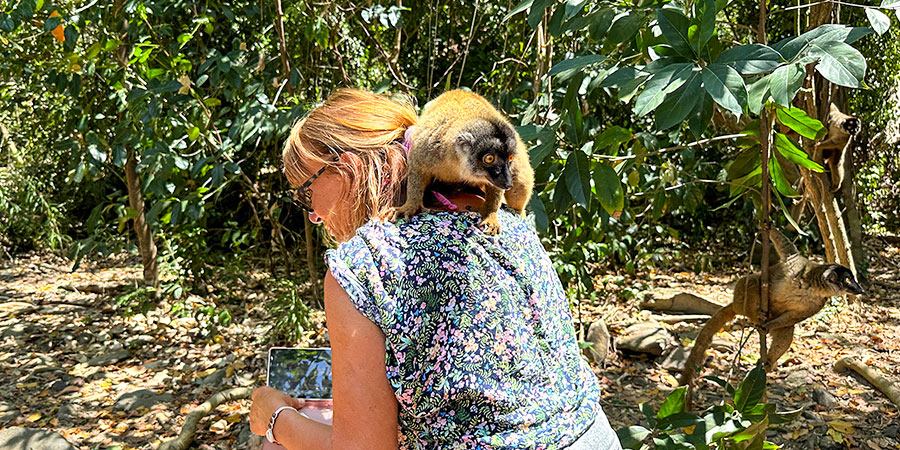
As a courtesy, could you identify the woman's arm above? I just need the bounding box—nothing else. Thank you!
[250,270,399,449]
[324,269,399,449]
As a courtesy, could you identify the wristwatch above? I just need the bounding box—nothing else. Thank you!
[266,406,310,445]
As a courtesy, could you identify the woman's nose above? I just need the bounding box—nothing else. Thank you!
[308,211,323,224]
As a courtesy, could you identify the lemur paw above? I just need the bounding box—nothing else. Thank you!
[391,203,422,222]
[479,215,502,235]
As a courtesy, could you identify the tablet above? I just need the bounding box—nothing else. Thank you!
[266,347,333,400]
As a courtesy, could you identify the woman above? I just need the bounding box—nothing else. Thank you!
[250,89,620,450]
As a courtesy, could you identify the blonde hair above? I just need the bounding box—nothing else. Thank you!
[282,89,417,242]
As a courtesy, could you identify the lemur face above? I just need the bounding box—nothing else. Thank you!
[825,265,864,295]
[456,120,517,191]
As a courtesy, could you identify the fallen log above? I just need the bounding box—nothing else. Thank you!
[649,314,713,324]
[833,356,900,407]
[641,292,725,316]
[159,387,253,450]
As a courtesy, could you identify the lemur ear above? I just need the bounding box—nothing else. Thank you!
[456,132,474,148]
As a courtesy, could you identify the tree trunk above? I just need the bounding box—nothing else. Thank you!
[125,148,159,289]
[795,2,860,276]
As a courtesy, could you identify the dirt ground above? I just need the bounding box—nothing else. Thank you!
[0,236,898,449]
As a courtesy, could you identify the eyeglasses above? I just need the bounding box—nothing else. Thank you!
[291,165,329,211]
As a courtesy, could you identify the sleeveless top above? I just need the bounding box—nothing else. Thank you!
[325,210,602,449]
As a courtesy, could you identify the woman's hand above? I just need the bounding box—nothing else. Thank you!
[249,386,305,436]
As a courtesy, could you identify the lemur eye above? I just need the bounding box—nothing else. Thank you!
[483,154,495,164]
[507,155,514,162]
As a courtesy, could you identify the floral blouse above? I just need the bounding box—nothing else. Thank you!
[325,209,601,449]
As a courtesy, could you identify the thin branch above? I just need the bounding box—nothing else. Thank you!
[457,0,481,87]
[777,0,888,12]
[592,133,751,162]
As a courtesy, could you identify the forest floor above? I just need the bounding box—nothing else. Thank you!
[0,236,898,450]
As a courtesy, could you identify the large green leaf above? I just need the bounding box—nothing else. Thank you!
[657,386,688,419]
[503,0,534,20]
[734,365,766,415]
[694,0,717,52]
[563,149,592,208]
[774,133,824,172]
[807,40,867,88]
[634,63,694,117]
[657,7,695,58]
[549,54,606,77]
[595,126,634,151]
[593,163,624,215]
[770,158,800,197]
[608,11,645,44]
[882,0,900,6]
[528,194,549,234]
[617,426,651,450]
[772,24,871,61]
[775,107,826,140]
[602,66,645,88]
[701,64,748,117]
[689,91,714,136]
[655,71,702,130]
[716,44,783,75]
[747,77,771,115]
[865,8,891,35]
[766,63,805,107]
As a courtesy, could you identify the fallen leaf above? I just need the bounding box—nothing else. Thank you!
[27,413,41,422]
[210,418,228,433]
[829,420,856,434]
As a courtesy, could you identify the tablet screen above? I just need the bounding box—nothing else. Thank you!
[266,348,333,399]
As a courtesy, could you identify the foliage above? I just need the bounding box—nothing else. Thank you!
[1,0,899,321]
[617,365,800,450]
[268,278,313,345]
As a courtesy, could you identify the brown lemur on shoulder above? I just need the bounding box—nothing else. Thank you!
[815,103,860,193]
[391,90,534,235]
[679,229,863,389]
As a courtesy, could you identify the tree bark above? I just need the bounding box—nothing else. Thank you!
[125,148,159,289]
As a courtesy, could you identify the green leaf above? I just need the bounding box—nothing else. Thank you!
[548,54,606,76]
[634,63,694,117]
[655,71,702,130]
[527,0,551,28]
[593,163,624,215]
[43,16,60,32]
[775,107,826,140]
[865,8,891,35]
[767,63,805,107]
[0,14,15,32]
[602,66,645,87]
[617,426,651,450]
[63,25,78,52]
[772,24,871,61]
[808,40,866,88]
[701,64,748,118]
[716,44,783,75]
[734,365,767,414]
[529,194,549,234]
[775,190,805,236]
[188,127,200,141]
[608,11,645,44]
[563,149,592,208]
[658,7,695,58]
[774,133,824,172]
[658,386,688,419]
[882,0,900,6]
[588,8,615,40]
[504,0,534,21]
[596,126,634,150]
[770,158,800,197]
[689,92,714,137]
[747,77,771,115]
[694,0,717,52]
